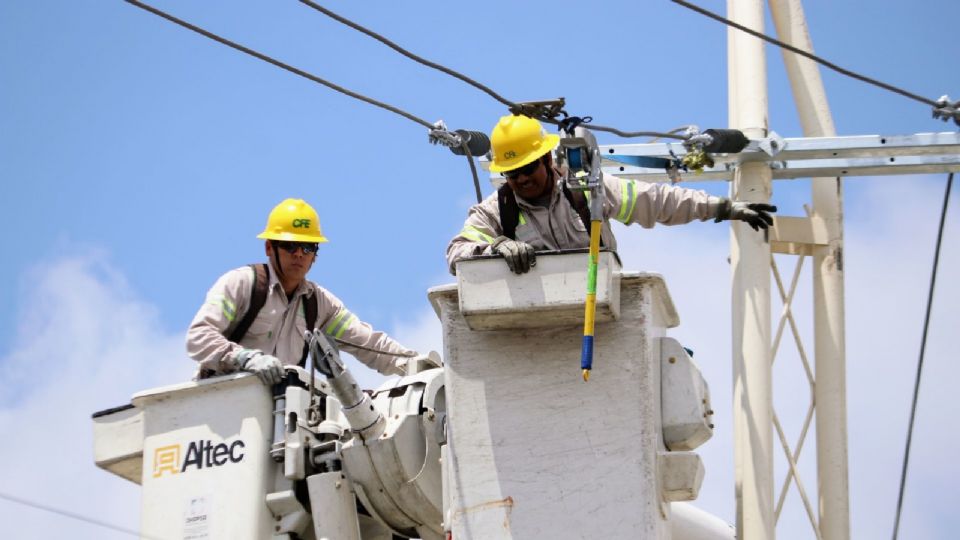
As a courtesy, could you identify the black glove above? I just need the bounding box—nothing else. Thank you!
[716,199,777,231]
[491,236,536,274]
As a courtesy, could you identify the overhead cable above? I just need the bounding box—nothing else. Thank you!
[298,0,514,109]
[296,0,686,140]
[669,0,942,109]
[891,172,954,540]
[0,491,164,540]
[124,0,489,202]
[124,0,436,129]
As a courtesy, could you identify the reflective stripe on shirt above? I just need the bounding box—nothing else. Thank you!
[617,179,638,223]
[325,309,356,339]
[459,225,495,244]
[221,297,236,322]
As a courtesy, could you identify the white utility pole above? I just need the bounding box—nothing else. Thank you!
[728,1,774,538]
[769,1,850,538]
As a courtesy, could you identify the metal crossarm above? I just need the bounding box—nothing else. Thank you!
[596,132,960,182]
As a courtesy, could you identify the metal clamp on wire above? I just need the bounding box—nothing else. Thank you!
[428,120,490,156]
[508,98,567,122]
[933,95,960,126]
[427,120,461,148]
[429,120,491,203]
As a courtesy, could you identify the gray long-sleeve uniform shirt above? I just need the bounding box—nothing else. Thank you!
[186,264,412,376]
[446,171,724,273]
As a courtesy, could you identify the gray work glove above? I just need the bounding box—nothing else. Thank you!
[234,349,284,386]
[491,236,536,274]
[715,199,777,231]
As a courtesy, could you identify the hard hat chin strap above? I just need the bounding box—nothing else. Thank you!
[269,241,285,280]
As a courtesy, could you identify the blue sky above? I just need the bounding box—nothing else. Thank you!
[1,1,957,538]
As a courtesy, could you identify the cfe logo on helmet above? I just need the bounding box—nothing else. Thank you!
[257,198,329,243]
[488,114,560,173]
[152,439,246,478]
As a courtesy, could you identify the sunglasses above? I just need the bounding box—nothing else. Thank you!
[274,241,320,254]
[502,159,542,180]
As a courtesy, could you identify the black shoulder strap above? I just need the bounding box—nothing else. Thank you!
[497,183,520,240]
[500,181,604,247]
[227,263,269,343]
[562,183,604,247]
[299,292,319,366]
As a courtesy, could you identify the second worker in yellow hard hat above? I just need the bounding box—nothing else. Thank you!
[446,115,776,274]
[186,198,420,385]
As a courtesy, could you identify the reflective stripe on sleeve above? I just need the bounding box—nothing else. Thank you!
[335,315,356,339]
[460,225,495,244]
[221,297,236,322]
[325,309,355,339]
[616,180,638,223]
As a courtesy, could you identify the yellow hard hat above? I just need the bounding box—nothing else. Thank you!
[257,198,329,243]
[488,115,560,173]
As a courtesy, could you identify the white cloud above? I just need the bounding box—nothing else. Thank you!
[0,253,191,539]
[391,289,446,357]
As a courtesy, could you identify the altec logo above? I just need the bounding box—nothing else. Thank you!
[152,439,246,478]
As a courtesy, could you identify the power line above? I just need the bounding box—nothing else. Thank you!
[298,0,514,109]
[669,0,941,108]
[124,0,436,130]
[296,1,686,140]
[0,491,164,540]
[891,172,953,540]
[128,0,684,142]
[123,0,490,202]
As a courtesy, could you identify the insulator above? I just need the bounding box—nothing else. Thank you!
[448,130,491,157]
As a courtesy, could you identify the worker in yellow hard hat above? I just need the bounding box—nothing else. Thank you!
[187,198,419,385]
[446,115,776,274]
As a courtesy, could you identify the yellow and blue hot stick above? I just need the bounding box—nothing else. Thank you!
[581,218,602,381]
[558,121,605,382]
